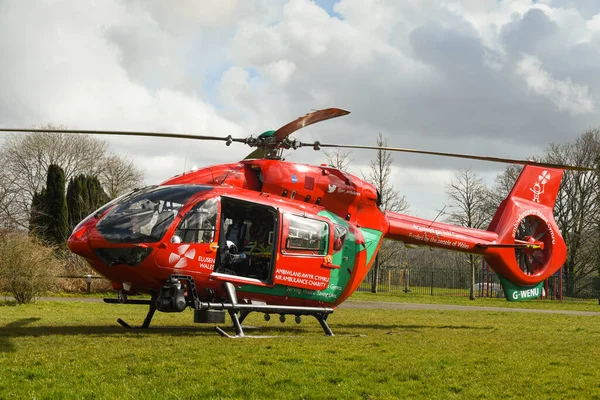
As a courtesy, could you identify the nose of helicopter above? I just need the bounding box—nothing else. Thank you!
[67,224,95,260]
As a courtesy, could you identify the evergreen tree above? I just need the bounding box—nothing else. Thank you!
[66,175,89,230]
[66,178,76,229]
[29,189,47,240]
[45,164,69,246]
[86,175,109,211]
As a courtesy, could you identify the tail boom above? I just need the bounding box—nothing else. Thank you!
[385,213,499,253]
[384,166,567,287]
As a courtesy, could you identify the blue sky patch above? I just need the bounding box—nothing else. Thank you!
[315,0,343,19]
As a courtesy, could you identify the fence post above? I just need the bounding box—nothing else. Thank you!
[430,271,434,296]
[559,267,563,301]
[371,255,379,293]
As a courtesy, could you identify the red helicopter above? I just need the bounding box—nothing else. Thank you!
[1,109,591,337]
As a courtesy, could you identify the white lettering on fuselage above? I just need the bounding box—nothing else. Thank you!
[197,255,215,271]
[511,210,556,244]
[408,225,470,250]
[275,269,328,289]
[512,288,539,300]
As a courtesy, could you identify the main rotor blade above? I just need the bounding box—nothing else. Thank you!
[0,128,247,144]
[312,143,594,171]
[273,108,350,140]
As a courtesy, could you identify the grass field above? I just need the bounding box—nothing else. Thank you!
[1,300,600,399]
[350,291,600,312]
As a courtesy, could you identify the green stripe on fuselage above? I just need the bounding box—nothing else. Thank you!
[359,228,383,267]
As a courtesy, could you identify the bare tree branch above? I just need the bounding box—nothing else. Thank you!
[444,168,492,299]
[362,133,410,292]
[0,125,145,229]
[543,129,600,293]
[323,149,353,172]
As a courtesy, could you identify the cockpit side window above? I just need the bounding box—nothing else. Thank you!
[174,198,218,243]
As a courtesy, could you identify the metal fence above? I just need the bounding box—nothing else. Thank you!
[358,268,600,301]
[59,269,600,300]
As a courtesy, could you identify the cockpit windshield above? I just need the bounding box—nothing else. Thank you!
[96,185,211,243]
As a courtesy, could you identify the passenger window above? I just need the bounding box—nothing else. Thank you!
[174,198,218,243]
[284,214,329,256]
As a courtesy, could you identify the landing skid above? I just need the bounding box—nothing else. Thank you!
[103,278,336,337]
[214,312,334,338]
[209,282,335,338]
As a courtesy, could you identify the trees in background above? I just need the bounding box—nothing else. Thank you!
[29,189,47,239]
[66,175,110,231]
[29,165,70,247]
[445,169,492,230]
[324,149,353,172]
[543,130,600,295]
[0,126,144,229]
[45,164,69,247]
[363,133,409,214]
[596,152,600,279]
[66,176,88,231]
[100,154,144,199]
[30,167,112,244]
[444,168,492,299]
[363,133,409,292]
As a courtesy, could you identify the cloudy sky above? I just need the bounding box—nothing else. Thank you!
[1,0,600,218]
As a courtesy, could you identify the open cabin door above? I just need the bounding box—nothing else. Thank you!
[272,213,333,291]
[212,197,278,285]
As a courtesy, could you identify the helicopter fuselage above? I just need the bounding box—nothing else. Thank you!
[68,159,388,308]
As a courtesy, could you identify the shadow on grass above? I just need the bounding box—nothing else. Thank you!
[0,318,42,352]
[335,323,495,331]
[0,321,308,351]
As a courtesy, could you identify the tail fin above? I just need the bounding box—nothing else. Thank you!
[484,166,566,300]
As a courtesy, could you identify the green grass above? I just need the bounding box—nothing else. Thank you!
[1,301,600,399]
[350,291,600,312]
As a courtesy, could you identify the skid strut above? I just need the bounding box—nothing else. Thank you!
[103,295,157,329]
[117,303,156,329]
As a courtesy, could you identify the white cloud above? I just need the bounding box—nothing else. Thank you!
[516,54,595,114]
[262,60,297,84]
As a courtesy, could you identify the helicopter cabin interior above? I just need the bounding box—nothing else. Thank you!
[214,197,278,282]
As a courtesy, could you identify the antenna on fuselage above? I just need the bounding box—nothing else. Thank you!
[428,205,446,228]
[183,149,188,174]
